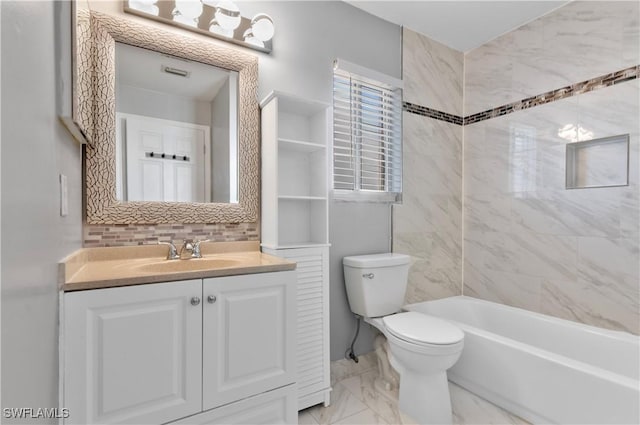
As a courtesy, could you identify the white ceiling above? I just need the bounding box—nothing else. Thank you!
[116,42,231,102]
[345,1,570,52]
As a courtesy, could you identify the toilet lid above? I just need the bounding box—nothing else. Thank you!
[383,312,464,346]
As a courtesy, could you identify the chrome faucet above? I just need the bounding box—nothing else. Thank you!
[160,239,210,260]
[180,240,196,260]
[158,241,180,260]
[191,239,210,259]
[179,239,211,259]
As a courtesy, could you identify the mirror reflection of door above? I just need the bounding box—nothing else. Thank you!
[114,42,239,203]
[119,114,210,202]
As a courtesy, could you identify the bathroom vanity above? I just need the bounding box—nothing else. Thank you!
[64,9,299,424]
[60,242,297,424]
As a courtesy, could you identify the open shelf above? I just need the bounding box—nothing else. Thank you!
[277,198,327,247]
[278,195,327,201]
[278,142,327,199]
[279,138,326,153]
[261,91,330,249]
[261,242,331,250]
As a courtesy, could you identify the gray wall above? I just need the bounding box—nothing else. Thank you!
[237,1,401,360]
[1,0,83,420]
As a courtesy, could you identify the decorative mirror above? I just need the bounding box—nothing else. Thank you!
[76,9,258,224]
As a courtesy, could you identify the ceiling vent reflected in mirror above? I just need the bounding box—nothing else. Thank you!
[163,66,190,77]
[124,0,275,53]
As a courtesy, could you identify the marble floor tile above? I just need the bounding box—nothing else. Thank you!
[330,351,378,386]
[340,370,403,424]
[450,382,530,425]
[312,358,530,425]
[308,382,368,425]
[333,409,389,425]
[298,410,320,425]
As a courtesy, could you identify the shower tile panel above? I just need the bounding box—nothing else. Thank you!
[465,1,640,115]
[463,80,640,335]
[403,29,464,116]
[394,38,464,305]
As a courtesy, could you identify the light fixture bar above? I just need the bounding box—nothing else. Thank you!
[124,0,273,54]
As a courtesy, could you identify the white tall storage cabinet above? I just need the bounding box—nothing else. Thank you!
[260,91,331,410]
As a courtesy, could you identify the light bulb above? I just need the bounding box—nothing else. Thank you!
[172,0,203,27]
[243,28,264,48]
[214,1,241,31]
[250,13,274,42]
[128,0,159,15]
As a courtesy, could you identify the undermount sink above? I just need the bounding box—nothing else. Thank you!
[137,258,241,273]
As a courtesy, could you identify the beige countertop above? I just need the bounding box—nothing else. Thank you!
[60,241,296,291]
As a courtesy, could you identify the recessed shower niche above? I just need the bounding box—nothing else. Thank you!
[565,134,629,189]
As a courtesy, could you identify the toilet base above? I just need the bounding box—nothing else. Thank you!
[364,315,460,425]
[398,371,453,425]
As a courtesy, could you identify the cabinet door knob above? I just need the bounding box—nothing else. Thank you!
[207,295,217,304]
[191,297,201,306]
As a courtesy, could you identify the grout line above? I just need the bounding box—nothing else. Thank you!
[461,51,466,297]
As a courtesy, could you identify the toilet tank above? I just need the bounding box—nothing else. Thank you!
[343,253,411,318]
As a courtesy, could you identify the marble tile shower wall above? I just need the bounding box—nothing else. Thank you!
[393,29,464,303]
[463,1,640,334]
[464,1,639,116]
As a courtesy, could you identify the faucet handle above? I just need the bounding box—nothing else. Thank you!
[192,239,212,259]
[158,241,179,260]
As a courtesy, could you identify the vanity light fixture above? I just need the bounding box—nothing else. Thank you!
[128,0,158,15]
[242,14,275,47]
[172,0,203,27]
[124,0,275,53]
[207,1,241,31]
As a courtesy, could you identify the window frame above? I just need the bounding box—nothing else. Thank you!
[332,59,403,203]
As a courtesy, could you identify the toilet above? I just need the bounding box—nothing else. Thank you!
[343,253,464,425]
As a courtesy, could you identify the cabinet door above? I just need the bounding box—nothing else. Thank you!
[64,280,202,424]
[203,271,296,410]
[169,385,297,425]
[264,247,331,409]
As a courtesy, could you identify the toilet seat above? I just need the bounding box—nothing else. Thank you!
[382,312,464,347]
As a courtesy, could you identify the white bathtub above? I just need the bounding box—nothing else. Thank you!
[405,296,639,425]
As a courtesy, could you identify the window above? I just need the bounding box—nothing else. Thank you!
[333,60,403,202]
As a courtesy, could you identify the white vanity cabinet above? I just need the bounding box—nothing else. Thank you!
[63,271,296,425]
[202,273,296,410]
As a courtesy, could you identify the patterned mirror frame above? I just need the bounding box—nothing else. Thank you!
[78,10,259,224]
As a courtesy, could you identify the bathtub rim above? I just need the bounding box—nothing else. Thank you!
[404,295,639,388]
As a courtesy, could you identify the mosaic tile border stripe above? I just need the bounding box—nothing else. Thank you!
[464,65,639,124]
[403,102,463,125]
[403,65,639,126]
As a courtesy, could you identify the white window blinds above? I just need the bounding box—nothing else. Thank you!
[333,64,402,202]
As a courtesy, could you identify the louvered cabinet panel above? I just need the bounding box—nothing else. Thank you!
[263,246,331,410]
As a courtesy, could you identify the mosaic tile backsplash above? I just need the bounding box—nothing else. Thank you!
[84,222,259,247]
